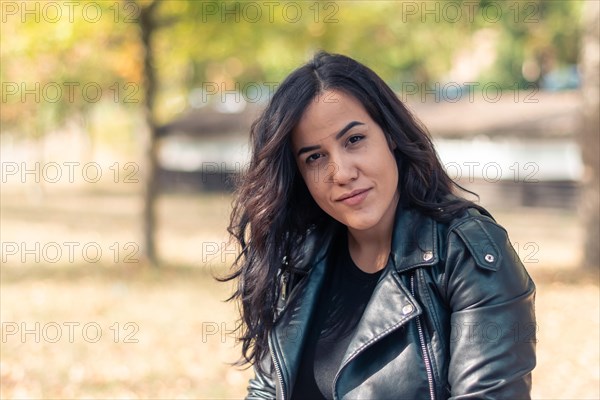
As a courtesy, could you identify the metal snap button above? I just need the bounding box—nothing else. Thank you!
[485,254,495,263]
[402,304,414,315]
[423,251,433,261]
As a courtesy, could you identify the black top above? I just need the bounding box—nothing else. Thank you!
[291,232,385,400]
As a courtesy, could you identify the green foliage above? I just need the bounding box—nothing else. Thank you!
[0,0,585,136]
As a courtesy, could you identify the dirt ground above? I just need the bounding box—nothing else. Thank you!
[1,185,598,399]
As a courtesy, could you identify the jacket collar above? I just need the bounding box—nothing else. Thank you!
[271,207,438,399]
[389,206,439,273]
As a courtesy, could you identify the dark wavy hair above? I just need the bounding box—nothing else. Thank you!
[220,51,485,373]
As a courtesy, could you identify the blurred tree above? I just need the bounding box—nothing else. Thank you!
[475,0,582,88]
[2,1,586,130]
[0,0,587,267]
[0,2,142,133]
[578,1,599,269]
[129,0,161,266]
[142,0,584,106]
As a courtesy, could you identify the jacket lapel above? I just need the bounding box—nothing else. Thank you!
[338,267,422,368]
[337,208,438,384]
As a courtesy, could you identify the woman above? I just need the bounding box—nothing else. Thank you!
[222,51,536,399]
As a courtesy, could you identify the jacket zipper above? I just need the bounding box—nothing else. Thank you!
[270,268,293,400]
[268,333,286,400]
[281,271,289,301]
[411,273,436,400]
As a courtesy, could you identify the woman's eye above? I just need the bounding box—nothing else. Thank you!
[306,153,322,163]
[348,134,365,145]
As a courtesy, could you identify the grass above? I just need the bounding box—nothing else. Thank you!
[1,184,598,399]
[1,263,251,399]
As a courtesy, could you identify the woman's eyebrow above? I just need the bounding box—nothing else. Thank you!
[335,121,365,140]
[296,121,365,157]
[297,144,320,157]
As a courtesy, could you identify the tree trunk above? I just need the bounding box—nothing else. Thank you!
[136,0,160,266]
[579,1,600,269]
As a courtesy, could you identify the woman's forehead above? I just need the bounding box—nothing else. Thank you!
[291,90,370,146]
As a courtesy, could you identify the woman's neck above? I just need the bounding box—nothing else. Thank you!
[346,196,399,273]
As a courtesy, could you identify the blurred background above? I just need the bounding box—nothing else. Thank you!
[1,0,598,398]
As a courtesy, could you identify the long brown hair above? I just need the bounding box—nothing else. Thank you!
[220,51,484,373]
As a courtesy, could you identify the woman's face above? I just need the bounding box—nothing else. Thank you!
[291,90,400,233]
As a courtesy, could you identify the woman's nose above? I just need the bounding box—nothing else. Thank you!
[325,156,358,184]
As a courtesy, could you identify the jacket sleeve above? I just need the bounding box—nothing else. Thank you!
[445,217,536,399]
[246,352,277,399]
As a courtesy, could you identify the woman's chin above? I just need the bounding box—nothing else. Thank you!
[340,215,380,232]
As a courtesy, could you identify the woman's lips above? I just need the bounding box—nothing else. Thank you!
[337,188,371,206]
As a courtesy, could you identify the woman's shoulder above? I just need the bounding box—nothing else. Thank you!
[437,204,513,272]
[437,194,505,237]
[432,203,535,316]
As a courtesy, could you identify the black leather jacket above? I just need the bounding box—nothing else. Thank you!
[246,207,537,400]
